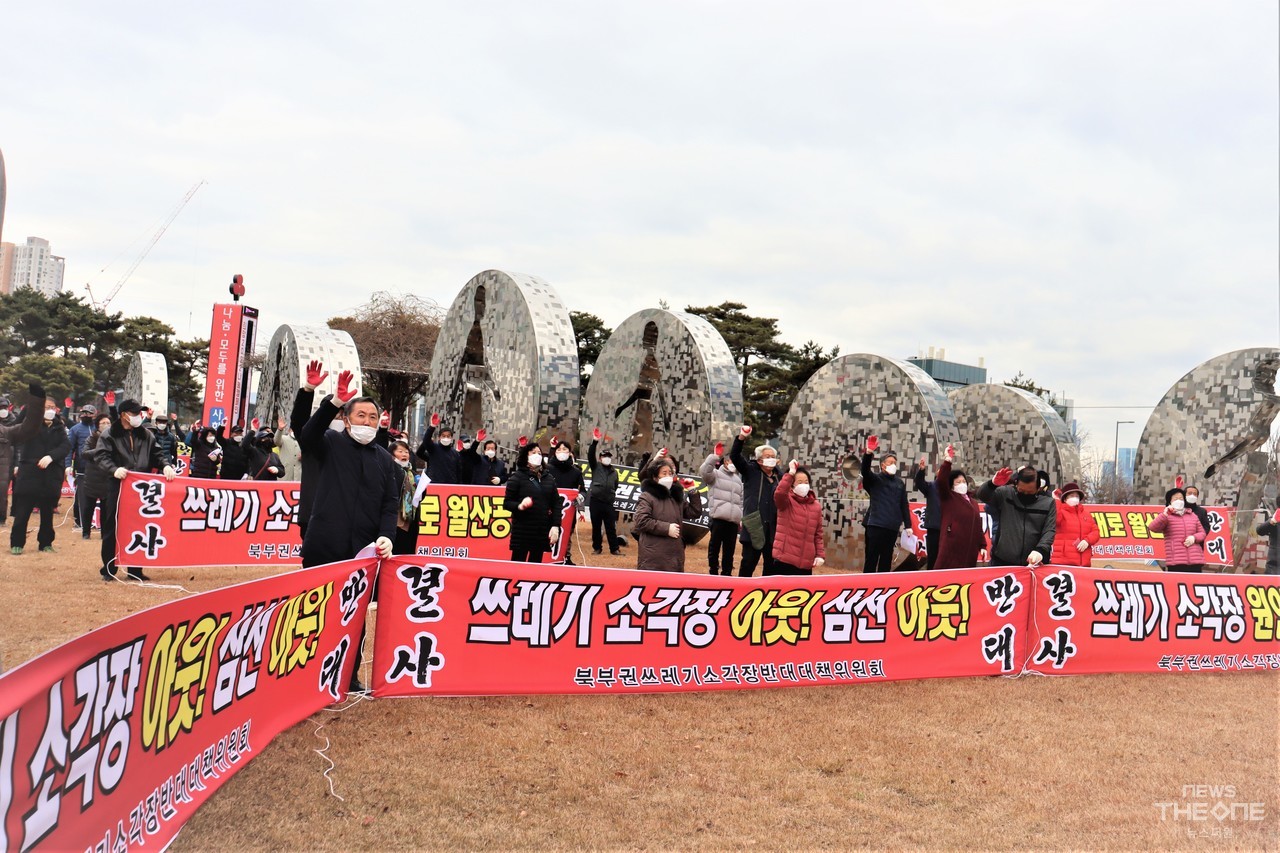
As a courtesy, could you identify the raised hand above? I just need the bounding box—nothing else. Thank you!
[305,359,328,389]
[739,425,752,439]
[788,460,798,475]
[518,435,528,448]
[1175,474,1185,490]
[679,476,697,489]
[592,427,602,441]
[476,428,487,443]
[63,397,73,408]
[379,411,390,428]
[993,467,1013,486]
[430,412,441,427]
[865,434,879,453]
[917,456,927,472]
[714,441,724,457]
[945,444,955,462]
[335,370,356,404]
[251,417,261,430]
[104,390,116,406]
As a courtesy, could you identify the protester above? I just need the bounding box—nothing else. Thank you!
[913,456,941,570]
[9,396,71,555]
[78,413,115,540]
[633,452,702,572]
[587,431,624,556]
[1149,487,1206,572]
[730,425,780,577]
[548,438,586,564]
[0,391,28,526]
[416,413,463,484]
[390,440,420,556]
[275,417,302,481]
[65,404,98,533]
[292,359,332,540]
[771,460,824,576]
[860,437,911,573]
[933,451,985,570]
[465,429,507,486]
[1183,485,1212,537]
[977,464,1056,567]
[1050,482,1101,567]
[1256,508,1279,576]
[189,427,222,478]
[152,414,181,466]
[503,441,561,563]
[215,423,249,480]
[89,398,175,580]
[242,424,284,480]
[699,441,743,576]
[1,384,52,545]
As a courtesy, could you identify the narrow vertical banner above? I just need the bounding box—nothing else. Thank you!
[0,558,375,852]
[201,303,244,429]
[230,305,259,429]
[1025,565,1280,675]
[372,559,1032,696]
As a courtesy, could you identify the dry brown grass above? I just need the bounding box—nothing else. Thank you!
[3,521,1277,851]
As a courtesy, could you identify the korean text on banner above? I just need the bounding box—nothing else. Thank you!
[0,558,375,852]
[372,558,1034,696]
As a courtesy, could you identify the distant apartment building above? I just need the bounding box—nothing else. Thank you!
[3,236,65,296]
[906,347,987,390]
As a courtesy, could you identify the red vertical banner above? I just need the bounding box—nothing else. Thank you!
[201,303,244,429]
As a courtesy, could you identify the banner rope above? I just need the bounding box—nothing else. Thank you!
[308,625,377,800]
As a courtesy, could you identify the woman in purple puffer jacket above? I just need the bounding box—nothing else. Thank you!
[1148,487,1206,572]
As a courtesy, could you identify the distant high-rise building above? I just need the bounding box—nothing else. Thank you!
[1117,447,1136,483]
[0,242,13,295]
[0,147,6,246]
[905,347,987,390]
[9,236,65,296]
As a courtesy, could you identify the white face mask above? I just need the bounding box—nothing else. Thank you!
[725,463,735,474]
[527,453,542,467]
[205,436,217,445]
[1065,495,1080,507]
[658,475,674,489]
[329,419,345,432]
[348,424,377,445]
[43,409,57,421]
[883,463,898,476]
[760,457,778,469]
[395,458,410,468]
[439,437,452,447]
[485,449,496,459]
[0,409,8,418]
[600,457,612,467]
[1186,494,1198,504]
[793,483,810,498]
[1170,499,1185,512]
[954,482,969,496]
[556,451,571,461]
[127,414,144,428]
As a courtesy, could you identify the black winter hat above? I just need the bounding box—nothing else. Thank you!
[118,398,144,415]
[1165,488,1186,506]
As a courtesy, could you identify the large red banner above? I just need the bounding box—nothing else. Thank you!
[114,475,578,568]
[907,502,1235,565]
[0,558,374,852]
[372,558,1033,696]
[200,303,244,430]
[1026,565,1280,675]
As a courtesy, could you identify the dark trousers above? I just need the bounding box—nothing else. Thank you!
[75,476,97,536]
[1166,564,1204,573]
[511,547,546,563]
[739,522,775,578]
[864,525,898,573]
[707,518,738,575]
[770,560,813,576]
[393,526,419,556]
[100,483,122,574]
[0,469,11,521]
[590,498,619,553]
[10,493,59,549]
[924,527,939,570]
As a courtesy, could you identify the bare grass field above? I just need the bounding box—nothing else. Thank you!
[2,526,1277,851]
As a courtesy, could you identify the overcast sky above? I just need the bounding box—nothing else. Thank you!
[2,1,1276,460]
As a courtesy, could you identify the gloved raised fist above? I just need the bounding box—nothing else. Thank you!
[476,428,487,443]
[430,412,441,427]
[993,467,1013,486]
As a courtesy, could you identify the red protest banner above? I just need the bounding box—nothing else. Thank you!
[906,502,1235,565]
[371,558,1033,696]
[0,558,374,852]
[1026,565,1280,675]
[115,475,578,568]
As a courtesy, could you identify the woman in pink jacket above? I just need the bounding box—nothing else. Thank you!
[1050,482,1101,567]
[771,460,825,575]
[1148,487,1206,572]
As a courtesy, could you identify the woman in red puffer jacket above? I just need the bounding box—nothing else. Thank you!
[1148,487,1206,572]
[1050,482,1101,567]
[772,460,825,575]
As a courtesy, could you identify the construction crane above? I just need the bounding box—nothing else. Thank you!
[85,179,205,311]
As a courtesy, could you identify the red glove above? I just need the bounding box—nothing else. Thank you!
[335,370,356,404]
[993,467,1013,486]
[146,408,154,417]
[1052,488,1062,501]
[1273,509,1279,524]
[945,443,955,461]
[379,411,390,428]
[657,446,667,458]
[518,435,528,448]
[251,417,261,430]
[679,477,697,489]
[476,428,487,442]
[865,435,879,453]
[104,390,116,405]
[1174,475,1185,490]
[740,425,752,438]
[714,441,724,457]
[63,397,73,408]
[305,359,328,389]
[549,435,559,447]
[430,412,441,427]
[592,427,602,441]
[456,439,464,451]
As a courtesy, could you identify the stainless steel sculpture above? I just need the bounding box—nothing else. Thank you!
[948,383,1081,490]
[254,324,362,425]
[123,351,169,416]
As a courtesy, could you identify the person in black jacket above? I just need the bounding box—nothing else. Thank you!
[152,416,181,466]
[89,399,175,580]
[503,442,562,563]
[547,439,586,564]
[464,430,508,486]
[587,432,623,556]
[1183,485,1213,538]
[189,427,222,478]
[10,394,68,554]
[860,440,911,573]
[0,384,47,529]
[1256,508,1279,575]
[242,426,284,480]
[913,457,941,570]
[416,413,463,484]
[78,413,114,540]
[292,360,336,540]
[730,425,781,577]
[215,423,249,480]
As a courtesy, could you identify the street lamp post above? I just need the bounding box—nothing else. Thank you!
[1114,420,1135,497]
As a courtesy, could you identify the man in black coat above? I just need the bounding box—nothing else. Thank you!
[416,413,463,484]
[860,440,912,573]
[215,423,250,480]
[6,386,59,551]
[730,425,781,577]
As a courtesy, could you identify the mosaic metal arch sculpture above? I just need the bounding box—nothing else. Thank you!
[777,353,963,569]
[579,308,742,471]
[254,325,362,426]
[422,270,579,450]
[947,383,1081,491]
[123,351,168,415]
[1133,348,1280,565]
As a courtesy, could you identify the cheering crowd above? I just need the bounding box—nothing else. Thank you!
[2,359,1278,582]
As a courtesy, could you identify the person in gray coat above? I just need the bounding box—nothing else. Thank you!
[977,464,1056,567]
[699,444,743,576]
